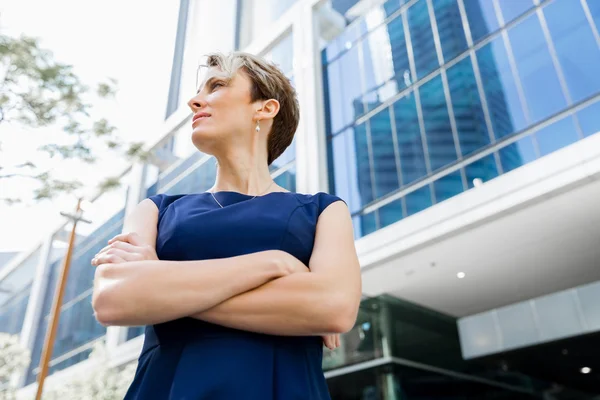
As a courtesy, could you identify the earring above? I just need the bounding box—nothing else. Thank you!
[255,120,260,132]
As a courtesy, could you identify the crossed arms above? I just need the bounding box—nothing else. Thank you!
[91,198,362,336]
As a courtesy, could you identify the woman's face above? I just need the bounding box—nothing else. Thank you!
[187,68,258,154]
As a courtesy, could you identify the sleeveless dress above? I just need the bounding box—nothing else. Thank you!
[123,191,344,400]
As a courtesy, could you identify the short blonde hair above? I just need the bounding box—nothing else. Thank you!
[201,52,299,166]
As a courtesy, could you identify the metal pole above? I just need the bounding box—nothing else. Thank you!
[34,198,83,400]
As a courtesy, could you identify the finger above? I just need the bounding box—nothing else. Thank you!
[98,240,139,255]
[108,232,143,246]
[336,334,341,349]
[93,254,127,265]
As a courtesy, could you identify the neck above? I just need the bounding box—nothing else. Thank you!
[211,148,273,196]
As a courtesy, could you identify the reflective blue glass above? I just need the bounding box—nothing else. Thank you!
[465,153,499,188]
[576,100,600,137]
[509,14,567,123]
[544,0,600,103]
[156,152,203,192]
[163,160,216,195]
[393,91,428,185]
[463,0,500,43]
[432,0,468,63]
[369,107,400,198]
[408,0,439,79]
[127,326,145,341]
[361,18,407,112]
[270,138,296,171]
[535,116,580,156]
[353,122,375,207]
[331,131,357,212]
[499,136,536,173]
[0,285,30,335]
[433,170,464,203]
[27,212,124,384]
[325,20,362,63]
[477,37,527,139]
[353,212,378,239]
[51,293,106,362]
[325,44,364,134]
[0,248,40,335]
[405,185,432,216]
[273,165,297,192]
[447,56,490,156]
[589,0,600,29]
[497,0,534,24]
[419,74,457,171]
[379,198,404,228]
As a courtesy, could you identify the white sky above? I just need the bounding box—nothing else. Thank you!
[0,0,179,251]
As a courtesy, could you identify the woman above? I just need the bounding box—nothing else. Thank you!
[91,52,362,399]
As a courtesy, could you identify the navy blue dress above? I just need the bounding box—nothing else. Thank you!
[124,191,343,400]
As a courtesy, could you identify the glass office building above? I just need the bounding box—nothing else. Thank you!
[2,0,600,398]
[325,0,600,237]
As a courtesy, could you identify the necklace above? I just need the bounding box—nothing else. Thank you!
[210,180,275,209]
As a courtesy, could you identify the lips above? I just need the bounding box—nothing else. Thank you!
[192,112,211,123]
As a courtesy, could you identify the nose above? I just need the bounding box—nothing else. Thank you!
[187,93,206,113]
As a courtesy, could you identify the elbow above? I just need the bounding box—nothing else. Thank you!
[92,265,124,326]
[92,288,120,326]
[324,294,360,334]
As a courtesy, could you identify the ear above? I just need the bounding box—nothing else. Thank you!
[255,98,280,121]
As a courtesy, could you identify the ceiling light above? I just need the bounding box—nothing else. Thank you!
[457,272,466,279]
[345,41,352,50]
[581,367,591,374]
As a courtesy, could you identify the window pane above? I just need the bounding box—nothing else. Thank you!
[509,14,567,123]
[325,20,362,63]
[589,0,600,30]
[273,165,296,192]
[393,91,428,185]
[497,0,534,24]
[465,153,499,188]
[331,129,364,213]
[405,185,432,216]
[477,37,527,139]
[499,136,535,173]
[369,108,400,198]
[544,0,600,103]
[266,33,294,76]
[463,0,500,42]
[433,170,464,203]
[379,198,404,228]
[270,139,296,171]
[447,57,490,156]
[419,74,458,171]
[355,212,378,238]
[535,116,579,157]
[408,0,439,79]
[325,44,364,134]
[432,0,468,62]
[576,100,600,138]
[361,20,403,112]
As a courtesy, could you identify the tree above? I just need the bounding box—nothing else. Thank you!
[0,32,147,205]
[0,333,30,400]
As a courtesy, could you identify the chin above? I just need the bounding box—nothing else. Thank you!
[191,129,219,154]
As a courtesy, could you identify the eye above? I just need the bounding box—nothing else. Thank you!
[210,81,225,91]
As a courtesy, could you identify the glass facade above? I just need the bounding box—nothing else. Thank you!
[324,295,596,399]
[26,209,125,384]
[324,0,600,238]
[0,248,41,335]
